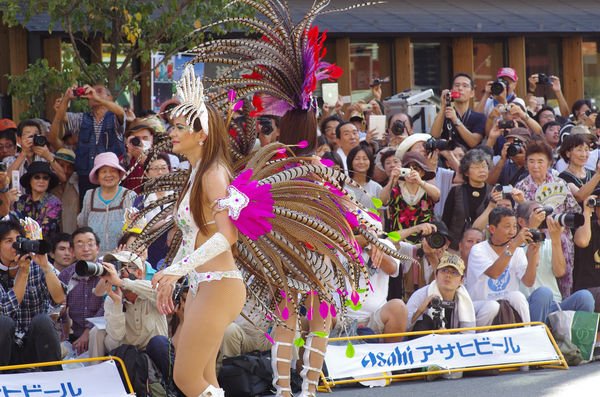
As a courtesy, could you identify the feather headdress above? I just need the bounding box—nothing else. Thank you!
[170,65,209,134]
[190,0,371,116]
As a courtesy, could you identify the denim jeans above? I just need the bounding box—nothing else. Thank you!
[527,286,595,323]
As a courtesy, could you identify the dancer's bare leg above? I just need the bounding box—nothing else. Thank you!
[173,278,245,396]
[271,298,297,397]
[299,298,332,397]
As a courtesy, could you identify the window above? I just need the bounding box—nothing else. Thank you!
[473,39,506,102]
[526,38,562,107]
[583,39,600,104]
[411,41,452,96]
[350,41,391,102]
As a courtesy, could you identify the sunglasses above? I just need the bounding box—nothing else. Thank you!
[32,175,50,181]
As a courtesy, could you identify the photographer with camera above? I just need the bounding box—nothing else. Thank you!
[431,73,486,149]
[3,120,66,185]
[515,141,581,298]
[257,115,280,147]
[407,254,476,333]
[121,122,157,194]
[558,134,600,204]
[573,195,600,312]
[381,151,440,242]
[487,127,531,187]
[87,251,167,357]
[516,201,594,323]
[58,227,105,354]
[0,219,66,370]
[527,74,570,119]
[476,67,526,118]
[466,207,540,325]
[50,84,126,202]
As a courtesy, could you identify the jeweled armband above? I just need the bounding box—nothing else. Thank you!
[163,232,231,277]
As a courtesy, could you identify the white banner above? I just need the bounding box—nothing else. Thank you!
[325,325,559,380]
[0,361,131,397]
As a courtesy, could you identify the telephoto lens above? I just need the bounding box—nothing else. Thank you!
[391,120,405,136]
[75,260,106,277]
[12,237,50,255]
[490,79,507,96]
[130,136,142,147]
[33,135,48,147]
[586,198,600,208]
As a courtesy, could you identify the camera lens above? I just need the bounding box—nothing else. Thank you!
[75,260,106,277]
[130,136,142,147]
[33,135,47,147]
[12,237,50,255]
[491,80,506,96]
[427,232,446,249]
[391,120,405,136]
[552,213,584,229]
[528,228,546,243]
[507,143,522,157]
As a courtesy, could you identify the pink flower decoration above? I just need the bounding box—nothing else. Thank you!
[229,169,275,240]
[319,301,329,319]
[320,159,334,167]
[351,290,360,306]
[297,140,308,149]
[307,306,313,321]
[277,147,287,154]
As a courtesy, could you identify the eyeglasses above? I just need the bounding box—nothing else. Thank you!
[32,175,50,181]
[439,267,461,277]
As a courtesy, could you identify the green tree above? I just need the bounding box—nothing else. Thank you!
[2,0,248,97]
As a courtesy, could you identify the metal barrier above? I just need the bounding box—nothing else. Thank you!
[0,356,135,394]
[318,322,568,392]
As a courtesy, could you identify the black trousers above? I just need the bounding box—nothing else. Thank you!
[0,314,62,371]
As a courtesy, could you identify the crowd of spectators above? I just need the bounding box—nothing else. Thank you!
[0,67,599,392]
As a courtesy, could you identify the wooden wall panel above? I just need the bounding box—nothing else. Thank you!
[393,37,413,92]
[8,26,28,120]
[562,36,584,107]
[335,38,352,96]
[508,36,526,98]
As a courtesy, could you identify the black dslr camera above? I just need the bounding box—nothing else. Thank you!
[391,120,405,136]
[33,135,47,147]
[528,228,546,243]
[424,137,455,153]
[75,258,123,278]
[537,73,552,86]
[507,138,524,157]
[425,232,447,249]
[130,136,142,147]
[429,296,456,330]
[13,236,50,255]
[586,198,600,208]
[490,78,508,96]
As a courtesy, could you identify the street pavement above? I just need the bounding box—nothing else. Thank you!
[325,360,600,396]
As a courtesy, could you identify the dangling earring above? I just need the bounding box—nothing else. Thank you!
[199,140,204,146]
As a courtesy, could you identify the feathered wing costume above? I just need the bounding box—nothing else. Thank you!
[133,1,412,394]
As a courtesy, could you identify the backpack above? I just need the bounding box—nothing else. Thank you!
[110,344,166,397]
[218,350,274,396]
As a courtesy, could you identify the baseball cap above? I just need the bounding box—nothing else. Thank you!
[505,127,531,142]
[54,148,76,164]
[497,67,518,82]
[437,254,465,276]
[0,119,17,132]
[104,250,144,271]
[349,110,364,122]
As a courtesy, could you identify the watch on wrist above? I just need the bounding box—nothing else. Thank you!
[504,247,513,257]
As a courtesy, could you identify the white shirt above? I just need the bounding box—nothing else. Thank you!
[466,240,527,301]
[346,239,400,322]
[335,147,349,174]
[345,180,382,209]
[433,167,455,219]
[520,238,562,302]
[483,96,526,117]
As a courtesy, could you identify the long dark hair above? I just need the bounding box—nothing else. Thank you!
[278,109,318,156]
[175,104,231,235]
[347,145,374,182]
